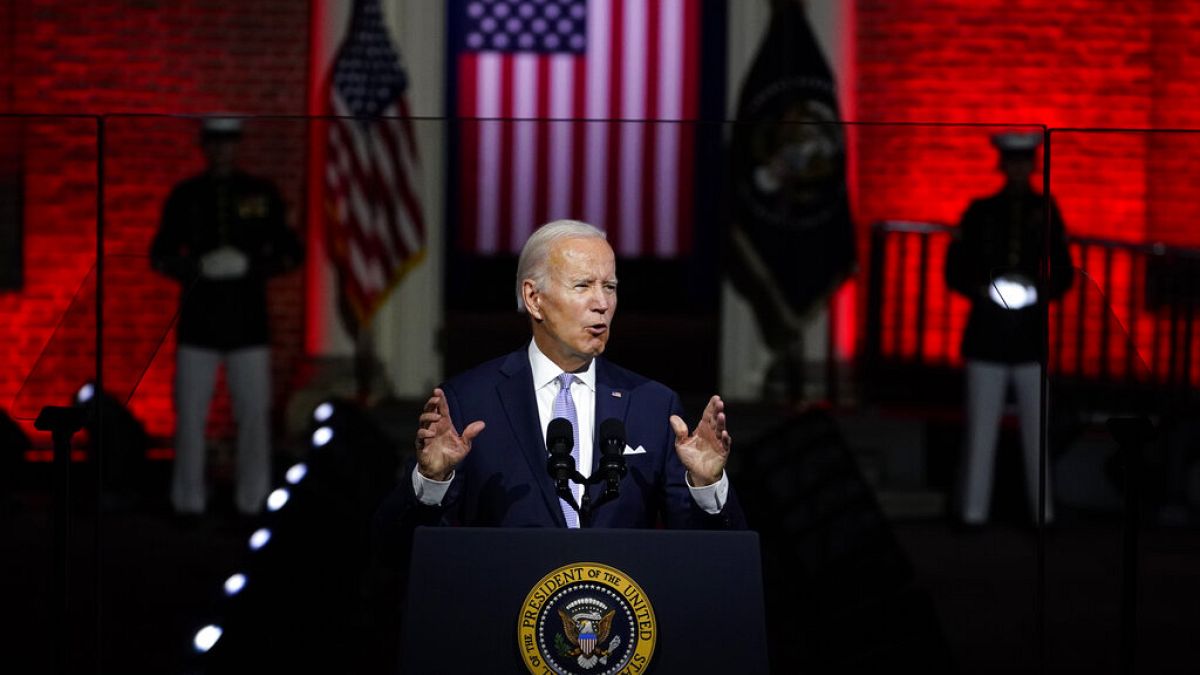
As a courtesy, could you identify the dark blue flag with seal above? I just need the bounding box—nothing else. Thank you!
[727,0,855,353]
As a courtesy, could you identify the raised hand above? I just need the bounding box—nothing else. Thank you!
[414,388,485,481]
[669,395,731,487]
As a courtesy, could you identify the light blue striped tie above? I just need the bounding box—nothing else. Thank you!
[553,373,580,528]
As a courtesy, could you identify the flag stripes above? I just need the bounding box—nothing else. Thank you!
[453,0,701,257]
[325,0,425,322]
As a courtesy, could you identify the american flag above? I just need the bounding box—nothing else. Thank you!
[325,0,425,323]
[452,0,705,257]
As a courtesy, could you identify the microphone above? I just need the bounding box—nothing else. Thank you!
[546,417,575,488]
[597,418,627,497]
[546,417,582,517]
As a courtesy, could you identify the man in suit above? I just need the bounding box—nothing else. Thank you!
[376,219,744,539]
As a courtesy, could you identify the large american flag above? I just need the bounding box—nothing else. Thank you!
[452,0,704,257]
[325,0,425,323]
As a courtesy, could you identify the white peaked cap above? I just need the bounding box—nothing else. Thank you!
[200,116,244,137]
[990,130,1042,153]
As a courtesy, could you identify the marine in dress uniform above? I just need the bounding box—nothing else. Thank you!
[945,131,1074,526]
[150,117,303,518]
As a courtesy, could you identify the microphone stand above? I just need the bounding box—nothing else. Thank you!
[586,436,627,515]
[581,472,622,513]
[552,467,590,526]
[555,468,628,528]
[36,405,87,675]
[546,420,627,527]
[563,460,627,525]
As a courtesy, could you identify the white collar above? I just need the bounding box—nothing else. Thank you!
[527,340,596,392]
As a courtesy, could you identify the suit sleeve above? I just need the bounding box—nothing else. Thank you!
[150,186,199,283]
[370,384,467,564]
[660,392,747,530]
[945,202,986,301]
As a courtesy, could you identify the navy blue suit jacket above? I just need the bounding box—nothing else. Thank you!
[374,349,745,552]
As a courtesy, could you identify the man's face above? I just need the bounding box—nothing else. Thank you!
[201,136,239,176]
[1000,153,1036,187]
[524,237,618,372]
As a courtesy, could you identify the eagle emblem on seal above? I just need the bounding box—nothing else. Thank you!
[518,564,654,675]
[557,606,620,670]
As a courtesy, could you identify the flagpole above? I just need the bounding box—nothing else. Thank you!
[323,0,427,401]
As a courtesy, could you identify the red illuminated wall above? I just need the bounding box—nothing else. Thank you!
[854,0,1200,367]
[0,1,309,446]
[7,0,1200,446]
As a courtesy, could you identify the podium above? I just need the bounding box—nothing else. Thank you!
[400,527,769,674]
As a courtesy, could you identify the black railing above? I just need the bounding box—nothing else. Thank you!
[862,220,1200,413]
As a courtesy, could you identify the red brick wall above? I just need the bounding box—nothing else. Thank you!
[1146,7,1200,247]
[0,1,11,105]
[855,0,1162,237]
[0,0,309,446]
[855,0,1200,366]
[8,1,1200,438]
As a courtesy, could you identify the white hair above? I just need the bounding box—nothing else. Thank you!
[515,219,607,312]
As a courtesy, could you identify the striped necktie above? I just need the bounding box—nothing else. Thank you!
[552,372,581,528]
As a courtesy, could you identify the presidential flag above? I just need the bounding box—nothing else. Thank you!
[324,0,426,325]
[449,0,712,258]
[729,0,855,319]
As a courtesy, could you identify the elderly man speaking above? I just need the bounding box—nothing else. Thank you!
[376,219,745,533]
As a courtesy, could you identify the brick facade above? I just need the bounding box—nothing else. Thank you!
[855,0,1200,366]
[5,1,1200,443]
[0,0,308,446]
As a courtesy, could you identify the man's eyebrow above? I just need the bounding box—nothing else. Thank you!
[563,275,617,285]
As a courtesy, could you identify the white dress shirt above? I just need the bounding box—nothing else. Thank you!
[528,341,593,511]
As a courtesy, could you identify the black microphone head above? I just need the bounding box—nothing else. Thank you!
[546,417,574,483]
[598,418,626,457]
[547,417,574,454]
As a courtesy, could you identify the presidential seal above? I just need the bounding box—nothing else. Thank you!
[517,563,656,675]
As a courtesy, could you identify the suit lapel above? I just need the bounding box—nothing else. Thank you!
[593,359,631,473]
[497,350,566,526]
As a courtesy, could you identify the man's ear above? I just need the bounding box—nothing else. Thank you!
[521,279,542,320]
